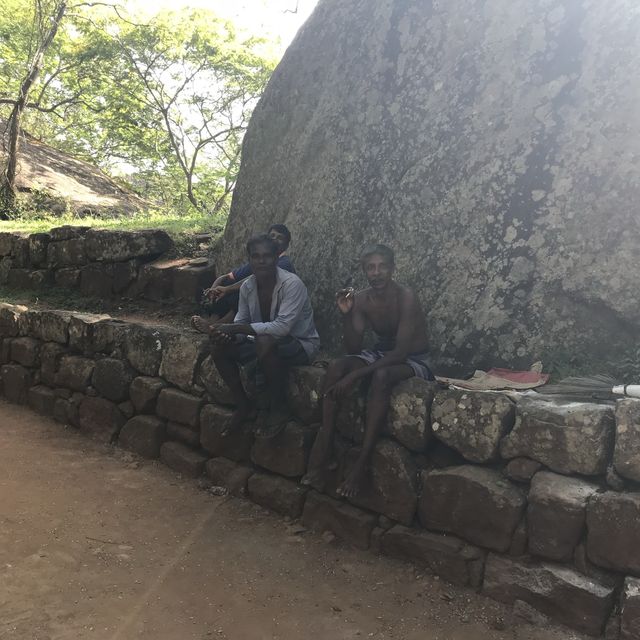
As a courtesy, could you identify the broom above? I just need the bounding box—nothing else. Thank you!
[541,374,640,400]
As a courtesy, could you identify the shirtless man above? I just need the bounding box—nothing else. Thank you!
[302,244,433,497]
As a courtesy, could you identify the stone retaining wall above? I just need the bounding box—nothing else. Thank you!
[0,227,215,303]
[1,301,640,638]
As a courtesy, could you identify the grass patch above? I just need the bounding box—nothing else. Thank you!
[0,208,226,240]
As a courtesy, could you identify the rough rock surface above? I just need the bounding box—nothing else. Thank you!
[219,0,640,374]
[156,388,203,427]
[119,415,166,458]
[10,337,40,367]
[205,457,254,496]
[621,577,640,640]
[386,378,437,452]
[250,422,316,477]
[55,355,95,392]
[129,376,166,414]
[381,525,485,587]
[302,491,377,550]
[84,229,173,262]
[160,441,208,478]
[91,358,134,402]
[431,390,514,462]
[287,365,324,424]
[28,385,56,415]
[587,491,640,575]
[158,332,208,391]
[78,396,124,442]
[124,324,165,376]
[505,458,543,483]
[347,438,418,526]
[247,473,308,518]
[419,465,525,552]
[483,554,616,636]
[199,404,254,462]
[614,399,640,482]
[501,397,615,475]
[527,471,598,562]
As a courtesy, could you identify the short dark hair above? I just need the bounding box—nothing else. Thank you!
[246,233,279,256]
[268,223,291,243]
[360,243,395,266]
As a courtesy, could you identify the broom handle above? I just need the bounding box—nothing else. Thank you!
[612,385,640,399]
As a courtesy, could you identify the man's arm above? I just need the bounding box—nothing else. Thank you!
[218,278,307,338]
[341,294,366,354]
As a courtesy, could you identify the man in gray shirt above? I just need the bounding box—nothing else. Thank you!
[192,234,319,438]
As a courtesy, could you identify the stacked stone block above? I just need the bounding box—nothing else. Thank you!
[0,227,214,303]
[3,301,640,638]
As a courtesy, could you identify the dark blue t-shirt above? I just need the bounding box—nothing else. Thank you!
[231,255,295,281]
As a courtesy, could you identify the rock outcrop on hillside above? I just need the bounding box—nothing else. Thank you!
[0,120,146,216]
[219,0,640,374]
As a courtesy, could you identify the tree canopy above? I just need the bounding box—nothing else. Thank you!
[0,0,277,215]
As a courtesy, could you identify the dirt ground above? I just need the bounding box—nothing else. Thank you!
[0,399,584,640]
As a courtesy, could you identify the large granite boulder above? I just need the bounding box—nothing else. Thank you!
[219,0,640,374]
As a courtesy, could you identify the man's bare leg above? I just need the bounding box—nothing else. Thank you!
[338,365,413,498]
[302,357,366,491]
[212,343,256,435]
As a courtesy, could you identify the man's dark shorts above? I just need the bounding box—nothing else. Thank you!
[233,335,310,367]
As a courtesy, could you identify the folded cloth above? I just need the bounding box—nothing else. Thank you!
[436,367,549,391]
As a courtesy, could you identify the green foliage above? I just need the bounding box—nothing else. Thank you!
[0,206,225,237]
[0,0,276,216]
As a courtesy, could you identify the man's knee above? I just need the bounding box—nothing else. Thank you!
[370,368,392,390]
[255,334,277,358]
[326,357,352,380]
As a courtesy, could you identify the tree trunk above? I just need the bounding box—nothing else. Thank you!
[1,1,67,216]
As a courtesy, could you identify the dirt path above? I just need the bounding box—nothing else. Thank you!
[0,400,583,640]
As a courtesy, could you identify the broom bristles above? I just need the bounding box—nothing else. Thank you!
[541,374,619,399]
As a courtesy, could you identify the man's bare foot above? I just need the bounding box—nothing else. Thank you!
[191,315,213,335]
[337,460,368,498]
[222,404,257,437]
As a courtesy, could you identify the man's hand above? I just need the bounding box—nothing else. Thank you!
[336,287,355,315]
[205,285,227,301]
[324,371,359,400]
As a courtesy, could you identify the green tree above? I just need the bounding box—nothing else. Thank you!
[0,0,68,212]
[0,1,276,216]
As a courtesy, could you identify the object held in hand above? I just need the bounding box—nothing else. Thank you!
[336,286,355,299]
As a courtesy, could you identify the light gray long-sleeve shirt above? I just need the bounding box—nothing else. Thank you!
[234,267,320,359]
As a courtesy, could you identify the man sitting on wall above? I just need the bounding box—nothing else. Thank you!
[302,243,433,497]
[202,224,295,323]
[192,234,319,438]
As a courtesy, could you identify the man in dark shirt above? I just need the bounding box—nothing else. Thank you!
[202,224,295,322]
[302,244,433,498]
